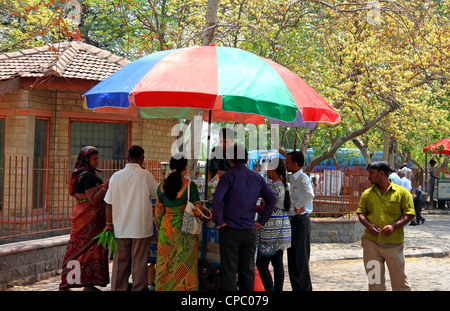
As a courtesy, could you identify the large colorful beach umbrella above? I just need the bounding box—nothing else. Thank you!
[83,45,340,126]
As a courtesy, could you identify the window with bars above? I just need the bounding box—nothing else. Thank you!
[33,119,48,209]
[70,121,128,161]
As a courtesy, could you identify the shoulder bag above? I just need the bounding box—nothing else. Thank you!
[181,181,212,235]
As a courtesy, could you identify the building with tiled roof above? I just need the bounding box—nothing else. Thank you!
[0,28,176,219]
[0,40,128,82]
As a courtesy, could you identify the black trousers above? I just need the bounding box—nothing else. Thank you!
[219,226,257,291]
[287,214,312,291]
[415,205,425,223]
[256,249,284,291]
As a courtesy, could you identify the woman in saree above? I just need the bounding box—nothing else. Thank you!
[154,155,204,291]
[59,146,110,291]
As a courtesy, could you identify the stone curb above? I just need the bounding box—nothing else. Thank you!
[0,235,69,256]
[311,246,449,262]
[423,210,450,215]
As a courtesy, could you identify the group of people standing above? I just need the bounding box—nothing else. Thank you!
[58,129,419,293]
[201,128,314,291]
[388,164,413,191]
[210,143,314,291]
[59,131,315,292]
[59,145,159,291]
[388,164,426,225]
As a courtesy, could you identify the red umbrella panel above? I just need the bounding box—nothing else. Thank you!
[423,137,450,155]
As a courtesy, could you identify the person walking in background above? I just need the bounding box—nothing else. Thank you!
[398,170,412,191]
[428,160,437,201]
[59,146,109,291]
[154,155,204,291]
[285,151,315,291]
[411,189,425,225]
[400,163,413,181]
[356,160,415,291]
[388,167,402,186]
[213,144,277,291]
[104,145,158,291]
[256,157,292,291]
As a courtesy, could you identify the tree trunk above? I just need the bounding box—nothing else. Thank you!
[390,138,398,168]
[292,128,298,151]
[186,0,220,179]
[383,115,390,163]
[202,0,219,46]
[300,126,316,155]
[440,155,449,168]
[351,137,371,166]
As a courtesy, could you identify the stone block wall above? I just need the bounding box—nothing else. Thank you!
[0,235,69,290]
[311,217,365,243]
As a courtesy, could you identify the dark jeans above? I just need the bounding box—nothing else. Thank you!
[256,249,284,291]
[219,226,257,291]
[287,214,312,291]
[415,206,425,223]
[429,178,435,201]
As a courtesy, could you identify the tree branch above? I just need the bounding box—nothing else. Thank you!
[305,107,392,171]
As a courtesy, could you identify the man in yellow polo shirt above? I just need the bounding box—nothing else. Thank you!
[356,160,415,291]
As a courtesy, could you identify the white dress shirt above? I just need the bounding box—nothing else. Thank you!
[389,173,402,186]
[104,163,158,238]
[400,177,412,191]
[288,169,315,217]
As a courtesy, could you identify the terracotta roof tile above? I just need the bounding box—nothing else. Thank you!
[0,41,130,81]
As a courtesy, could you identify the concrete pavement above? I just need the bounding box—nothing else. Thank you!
[295,211,450,291]
[5,212,450,292]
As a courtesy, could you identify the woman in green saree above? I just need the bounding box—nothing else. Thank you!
[155,155,204,291]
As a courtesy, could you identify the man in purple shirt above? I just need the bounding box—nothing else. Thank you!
[213,144,277,291]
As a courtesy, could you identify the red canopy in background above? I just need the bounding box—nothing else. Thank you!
[423,137,450,155]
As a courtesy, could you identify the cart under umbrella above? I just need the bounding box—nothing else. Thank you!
[84,45,341,290]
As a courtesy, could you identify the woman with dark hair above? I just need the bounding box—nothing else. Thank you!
[256,157,292,291]
[154,154,204,291]
[59,146,109,291]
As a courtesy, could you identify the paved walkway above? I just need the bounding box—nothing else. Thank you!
[6,212,450,292]
[297,211,450,291]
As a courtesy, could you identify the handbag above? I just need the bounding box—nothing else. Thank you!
[181,181,213,235]
[258,242,278,257]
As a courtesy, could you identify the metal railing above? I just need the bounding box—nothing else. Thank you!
[0,156,163,240]
[305,166,371,217]
[1,157,372,241]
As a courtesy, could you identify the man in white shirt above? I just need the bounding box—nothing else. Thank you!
[104,145,158,291]
[285,151,315,291]
[398,170,412,191]
[400,163,413,181]
[388,168,402,186]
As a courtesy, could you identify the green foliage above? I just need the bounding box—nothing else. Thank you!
[0,0,78,52]
[94,229,117,254]
[2,0,449,166]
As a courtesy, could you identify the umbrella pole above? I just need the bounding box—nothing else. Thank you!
[201,110,213,261]
[204,110,213,201]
